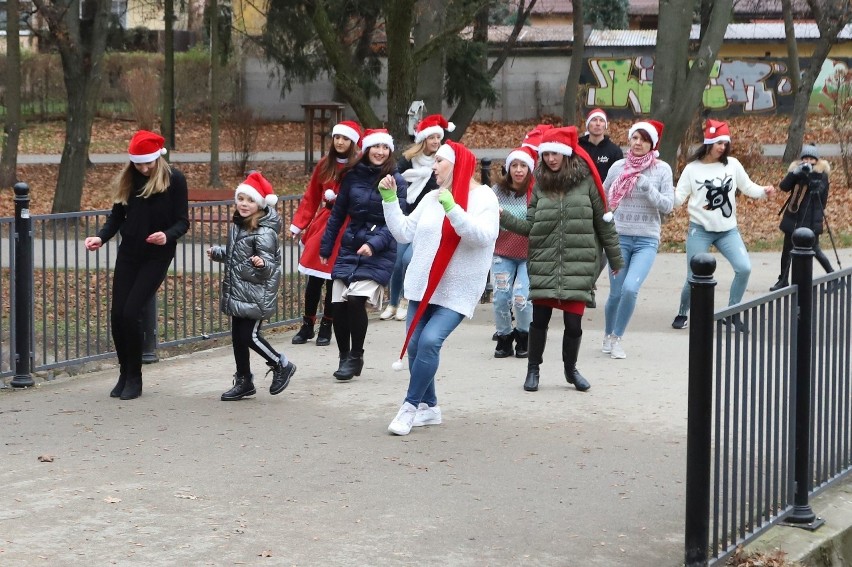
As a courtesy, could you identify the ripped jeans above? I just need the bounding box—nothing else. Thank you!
[491,255,532,336]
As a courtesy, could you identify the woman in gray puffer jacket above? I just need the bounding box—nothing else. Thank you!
[208,172,296,401]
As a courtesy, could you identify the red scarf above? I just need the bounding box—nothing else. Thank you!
[608,150,655,211]
[397,140,474,361]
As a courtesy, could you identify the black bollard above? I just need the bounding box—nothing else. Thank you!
[684,253,716,567]
[480,158,492,187]
[784,227,823,528]
[11,183,35,388]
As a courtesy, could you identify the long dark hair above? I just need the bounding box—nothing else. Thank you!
[341,146,396,180]
[688,141,730,165]
[496,166,532,198]
[535,154,590,196]
[316,138,360,184]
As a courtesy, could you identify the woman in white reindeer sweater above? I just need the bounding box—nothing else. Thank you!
[378,140,499,436]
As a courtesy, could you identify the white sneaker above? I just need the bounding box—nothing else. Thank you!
[412,403,442,427]
[610,337,626,359]
[380,304,397,320]
[388,402,418,435]
[395,300,408,321]
[601,334,613,354]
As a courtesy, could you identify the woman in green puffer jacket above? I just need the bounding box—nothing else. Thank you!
[500,126,623,394]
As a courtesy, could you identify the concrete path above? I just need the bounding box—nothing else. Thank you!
[3,249,851,566]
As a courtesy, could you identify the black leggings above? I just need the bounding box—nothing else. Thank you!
[332,296,368,357]
[530,304,582,338]
[779,232,833,281]
[111,253,172,378]
[303,275,333,319]
[231,317,280,376]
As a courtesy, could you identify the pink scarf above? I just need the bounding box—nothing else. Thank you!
[608,150,656,211]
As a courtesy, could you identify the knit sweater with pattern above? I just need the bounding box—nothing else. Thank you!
[603,159,674,239]
[492,184,529,259]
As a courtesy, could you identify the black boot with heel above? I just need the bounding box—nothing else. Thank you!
[334,350,364,381]
[292,316,315,344]
[562,332,590,392]
[315,317,333,346]
[523,327,547,392]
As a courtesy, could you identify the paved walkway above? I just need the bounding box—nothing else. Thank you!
[15,143,842,166]
[2,249,851,565]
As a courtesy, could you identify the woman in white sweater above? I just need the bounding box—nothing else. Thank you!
[671,120,774,331]
[602,120,674,359]
[378,140,499,436]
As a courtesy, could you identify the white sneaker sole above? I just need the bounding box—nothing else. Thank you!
[412,417,442,427]
[388,423,412,435]
[610,352,626,360]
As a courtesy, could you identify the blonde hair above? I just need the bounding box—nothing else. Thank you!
[113,156,172,204]
[402,139,428,161]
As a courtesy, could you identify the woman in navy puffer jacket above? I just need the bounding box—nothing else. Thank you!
[320,128,407,380]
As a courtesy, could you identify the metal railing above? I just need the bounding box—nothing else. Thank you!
[1,187,306,380]
[685,228,852,566]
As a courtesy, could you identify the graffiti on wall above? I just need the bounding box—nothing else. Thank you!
[584,56,850,115]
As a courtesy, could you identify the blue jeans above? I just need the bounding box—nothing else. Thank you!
[605,235,659,337]
[679,223,752,316]
[404,301,465,407]
[388,242,413,306]
[491,255,532,335]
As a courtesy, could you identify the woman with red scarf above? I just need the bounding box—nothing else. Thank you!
[378,140,499,436]
[601,120,674,360]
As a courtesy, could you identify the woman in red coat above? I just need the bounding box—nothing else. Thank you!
[288,121,362,346]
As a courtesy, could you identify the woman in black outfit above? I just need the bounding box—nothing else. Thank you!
[770,144,834,291]
[84,130,189,399]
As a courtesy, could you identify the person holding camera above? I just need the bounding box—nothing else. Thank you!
[770,144,834,291]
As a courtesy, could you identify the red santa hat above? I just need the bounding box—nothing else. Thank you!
[331,121,362,144]
[128,130,167,163]
[235,171,278,208]
[504,146,536,173]
[414,114,456,143]
[360,128,394,152]
[393,140,475,371]
[585,108,608,129]
[521,124,554,153]
[539,127,610,216]
[703,119,731,145]
[628,120,664,154]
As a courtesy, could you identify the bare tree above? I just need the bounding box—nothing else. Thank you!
[562,0,584,123]
[413,0,446,117]
[650,0,733,167]
[31,0,111,213]
[209,0,222,186]
[0,0,22,188]
[782,0,852,162]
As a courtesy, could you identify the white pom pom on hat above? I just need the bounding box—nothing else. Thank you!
[324,188,337,201]
[235,171,278,208]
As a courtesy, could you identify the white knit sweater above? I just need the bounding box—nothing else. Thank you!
[383,184,499,318]
[674,157,767,232]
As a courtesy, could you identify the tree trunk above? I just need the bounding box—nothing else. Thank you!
[0,0,22,188]
[413,0,446,117]
[40,0,111,213]
[384,0,418,146]
[162,0,176,149]
[783,0,852,162]
[781,0,801,94]
[562,0,585,123]
[652,0,732,168]
[446,3,489,140]
[209,0,222,186]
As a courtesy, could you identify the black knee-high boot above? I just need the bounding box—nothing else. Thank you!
[524,326,547,392]
[562,332,590,392]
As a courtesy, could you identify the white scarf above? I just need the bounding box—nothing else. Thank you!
[401,153,436,204]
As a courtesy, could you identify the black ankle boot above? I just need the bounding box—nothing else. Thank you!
[769,278,788,292]
[514,330,529,358]
[292,316,315,344]
[315,318,333,346]
[494,332,514,358]
[119,375,143,400]
[562,333,590,392]
[221,373,256,401]
[110,372,127,398]
[268,360,296,395]
[524,327,547,391]
[334,351,364,381]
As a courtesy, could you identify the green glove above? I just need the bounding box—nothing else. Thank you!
[377,184,397,203]
[438,189,456,213]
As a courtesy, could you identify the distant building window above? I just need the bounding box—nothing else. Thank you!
[0,1,33,32]
[112,0,127,28]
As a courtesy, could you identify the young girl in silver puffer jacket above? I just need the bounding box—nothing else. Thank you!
[208,172,296,401]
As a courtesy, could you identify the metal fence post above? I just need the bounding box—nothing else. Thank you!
[11,182,35,388]
[784,227,823,528]
[142,295,159,363]
[684,252,717,567]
